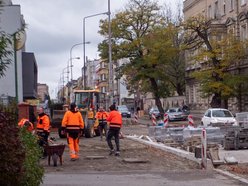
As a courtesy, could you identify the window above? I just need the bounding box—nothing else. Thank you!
[241,24,248,41]
[223,0,226,15]
[240,0,246,6]
[208,5,212,18]
[214,1,219,19]
[230,0,234,11]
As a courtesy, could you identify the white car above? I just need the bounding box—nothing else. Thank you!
[201,108,238,127]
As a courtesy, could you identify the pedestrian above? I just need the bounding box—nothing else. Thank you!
[62,103,84,161]
[87,107,95,129]
[36,107,51,158]
[95,107,109,141]
[106,104,122,156]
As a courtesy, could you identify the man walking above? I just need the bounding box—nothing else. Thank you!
[36,107,51,158]
[95,107,109,140]
[62,103,84,161]
[106,104,122,156]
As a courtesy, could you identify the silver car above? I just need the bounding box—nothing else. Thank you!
[166,107,188,121]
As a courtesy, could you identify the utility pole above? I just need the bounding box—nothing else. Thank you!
[108,0,113,106]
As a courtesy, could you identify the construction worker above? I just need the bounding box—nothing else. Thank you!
[87,107,95,128]
[62,103,84,161]
[106,104,122,156]
[36,107,51,158]
[18,118,34,132]
[95,107,109,140]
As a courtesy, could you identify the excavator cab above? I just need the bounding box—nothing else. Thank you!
[73,89,106,138]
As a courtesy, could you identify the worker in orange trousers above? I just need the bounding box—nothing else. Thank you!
[62,103,84,161]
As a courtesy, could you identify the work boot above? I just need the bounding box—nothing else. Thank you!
[70,158,76,161]
[115,151,120,156]
[109,149,115,156]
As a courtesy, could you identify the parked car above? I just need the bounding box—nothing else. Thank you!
[149,107,161,119]
[117,106,131,118]
[201,108,238,127]
[166,107,188,121]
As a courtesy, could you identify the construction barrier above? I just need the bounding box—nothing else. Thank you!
[201,128,207,169]
[152,113,156,126]
[164,113,168,128]
[134,112,138,123]
[188,115,194,127]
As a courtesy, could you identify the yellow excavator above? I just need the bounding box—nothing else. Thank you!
[73,89,106,138]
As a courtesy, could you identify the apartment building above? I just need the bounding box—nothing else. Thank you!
[37,83,49,102]
[183,0,248,113]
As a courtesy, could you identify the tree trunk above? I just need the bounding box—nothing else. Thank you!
[210,93,221,108]
[150,78,164,115]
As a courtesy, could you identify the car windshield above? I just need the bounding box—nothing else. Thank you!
[212,110,232,117]
[168,108,182,112]
[118,108,128,111]
[152,109,159,112]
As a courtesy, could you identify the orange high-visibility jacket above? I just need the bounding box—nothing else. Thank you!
[18,118,34,132]
[107,110,122,128]
[95,111,109,121]
[62,110,84,131]
[36,113,50,133]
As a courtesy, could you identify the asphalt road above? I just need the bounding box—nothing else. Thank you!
[42,170,245,186]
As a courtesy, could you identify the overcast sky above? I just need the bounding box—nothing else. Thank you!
[11,0,180,99]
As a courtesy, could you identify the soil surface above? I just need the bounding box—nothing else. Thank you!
[218,163,248,180]
[41,122,200,173]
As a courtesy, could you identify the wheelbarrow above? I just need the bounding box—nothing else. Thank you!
[44,144,66,167]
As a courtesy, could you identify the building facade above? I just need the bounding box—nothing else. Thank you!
[37,83,49,103]
[183,0,248,113]
[0,0,25,102]
[0,0,38,103]
[22,52,38,100]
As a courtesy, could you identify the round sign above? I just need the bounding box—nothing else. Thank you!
[15,30,26,50]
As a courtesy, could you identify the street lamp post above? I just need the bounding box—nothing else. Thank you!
[83,11,108,89]
[69,43,89,81]
[61,67,68,104]
[107,0,113,106]
[67,56,80,82]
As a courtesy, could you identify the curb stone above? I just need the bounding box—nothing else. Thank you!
[214,168,248,184]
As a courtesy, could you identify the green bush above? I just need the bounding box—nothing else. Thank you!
[0,112,25,185]
[20,128,44,186]
[0,105,44,186]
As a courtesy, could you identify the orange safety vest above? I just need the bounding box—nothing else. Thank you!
[95,111,108,121]
[107,110,122,128]
[62,110,84,131]
[18,118,34,132]
[36,113,50,133]
[87,110,94,119]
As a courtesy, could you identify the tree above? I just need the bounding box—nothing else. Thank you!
[98,0,185,114]
[0,31,13,78]
[184,15,248,108]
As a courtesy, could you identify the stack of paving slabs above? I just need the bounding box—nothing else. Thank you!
[211,122,236,135]
[148,126,170,142]
[183,127,224,145]
[223,126,248,150]
[167,127,184,144]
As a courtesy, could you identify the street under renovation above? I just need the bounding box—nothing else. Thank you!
[41,119,248,186]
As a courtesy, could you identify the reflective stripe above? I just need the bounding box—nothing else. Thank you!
[109,123,121,128]
[36,128,44,132]
[66,127,81,130]
[66,125,81,130]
